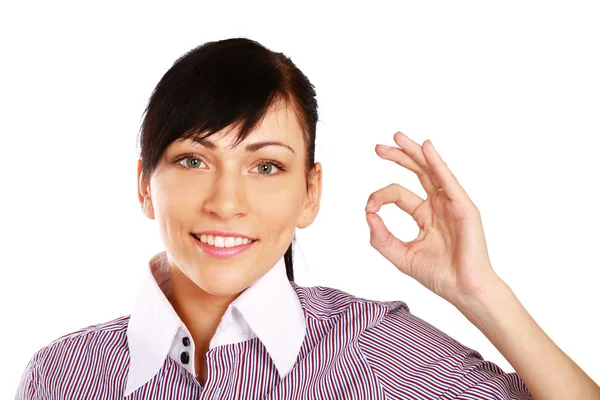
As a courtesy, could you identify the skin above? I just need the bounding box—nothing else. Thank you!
[137,103,599,396]
[137,102,322,385]
[365,131,600,399]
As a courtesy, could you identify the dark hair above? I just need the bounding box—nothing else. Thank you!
[137,37,319,282]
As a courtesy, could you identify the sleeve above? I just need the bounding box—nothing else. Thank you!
[14,355,40,400]
[434,350,533,400]
[357,301,533,400]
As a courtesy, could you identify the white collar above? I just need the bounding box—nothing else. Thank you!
[124,251,306,397]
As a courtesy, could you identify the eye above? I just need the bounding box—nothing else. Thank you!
[174,155,286,177]
[177,156,206,169]
[252,160,285,177]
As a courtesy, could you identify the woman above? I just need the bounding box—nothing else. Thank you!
[16,37,599,399]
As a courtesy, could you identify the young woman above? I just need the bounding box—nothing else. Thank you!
[16,37,600,399]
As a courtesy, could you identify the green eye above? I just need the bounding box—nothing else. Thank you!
[179,156,205,169]
[254,162,281,175]
[175,154,286,177]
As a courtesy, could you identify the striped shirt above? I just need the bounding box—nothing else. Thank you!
[123,251,306,396]
[16,251,533,399]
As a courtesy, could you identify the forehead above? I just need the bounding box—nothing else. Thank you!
[229,103,302,146]
[257,103,301,137]
[179,103,303,150]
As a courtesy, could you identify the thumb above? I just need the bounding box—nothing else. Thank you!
[366,212,409,271]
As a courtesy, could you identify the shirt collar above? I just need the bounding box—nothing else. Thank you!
[124,251,306,397]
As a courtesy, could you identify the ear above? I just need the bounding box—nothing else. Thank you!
[137,158,155,220]
[297,162,322,229]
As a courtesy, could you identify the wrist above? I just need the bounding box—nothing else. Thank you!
[452,273,512,328]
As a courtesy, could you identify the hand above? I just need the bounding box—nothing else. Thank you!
[365,131,501,306]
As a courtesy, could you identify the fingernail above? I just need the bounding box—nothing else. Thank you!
[366,215,373,230]
[365,200,375,211]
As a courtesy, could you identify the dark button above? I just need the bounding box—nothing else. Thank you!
[180,351,190,364]
[182,336,190,347]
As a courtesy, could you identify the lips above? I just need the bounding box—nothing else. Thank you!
[191,233,257,258]
[191,233,256,243]
[193,231,257,241]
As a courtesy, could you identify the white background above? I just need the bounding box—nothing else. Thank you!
[1,1,599,396]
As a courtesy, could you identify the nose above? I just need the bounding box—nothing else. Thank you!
[201,169,248,221]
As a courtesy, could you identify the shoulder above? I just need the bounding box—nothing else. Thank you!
[351,297,530,399]
[290,281,411,329]
[353,290,480,363]
[290,281,463,347]
[18,315,131,396]
[361,296,473,356]
[35,314,131,361]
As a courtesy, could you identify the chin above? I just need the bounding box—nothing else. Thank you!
[193,272,252,297]
[201,283,249,298]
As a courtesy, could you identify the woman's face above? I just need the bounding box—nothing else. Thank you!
[137,104,322,297]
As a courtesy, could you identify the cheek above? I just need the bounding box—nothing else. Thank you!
[253,173,306,203]
[252,185,305,225]
[152,179,194,222]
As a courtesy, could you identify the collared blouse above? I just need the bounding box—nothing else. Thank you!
[16,252,533,399]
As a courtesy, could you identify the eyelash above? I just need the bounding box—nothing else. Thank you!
[173,153,286,177]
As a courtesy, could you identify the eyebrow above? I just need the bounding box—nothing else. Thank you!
[187,137,296,155]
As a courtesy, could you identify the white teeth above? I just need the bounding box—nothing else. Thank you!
[197,234,254,248]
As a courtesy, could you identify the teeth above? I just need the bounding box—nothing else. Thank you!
[197,234,253,248]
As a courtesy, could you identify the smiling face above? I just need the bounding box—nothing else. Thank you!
[137,103,322,298]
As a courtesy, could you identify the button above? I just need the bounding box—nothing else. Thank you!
[180,351,190,364]
[182,336,190,346]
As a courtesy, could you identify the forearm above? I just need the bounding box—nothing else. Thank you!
[454,276,600,400]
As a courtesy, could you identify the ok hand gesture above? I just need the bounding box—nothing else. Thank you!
[365,131,500,306]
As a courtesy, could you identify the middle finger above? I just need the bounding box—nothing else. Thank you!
[393,131,442,186]
[375,143,438,196]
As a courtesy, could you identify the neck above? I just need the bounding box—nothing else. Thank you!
[167,261,241,381]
